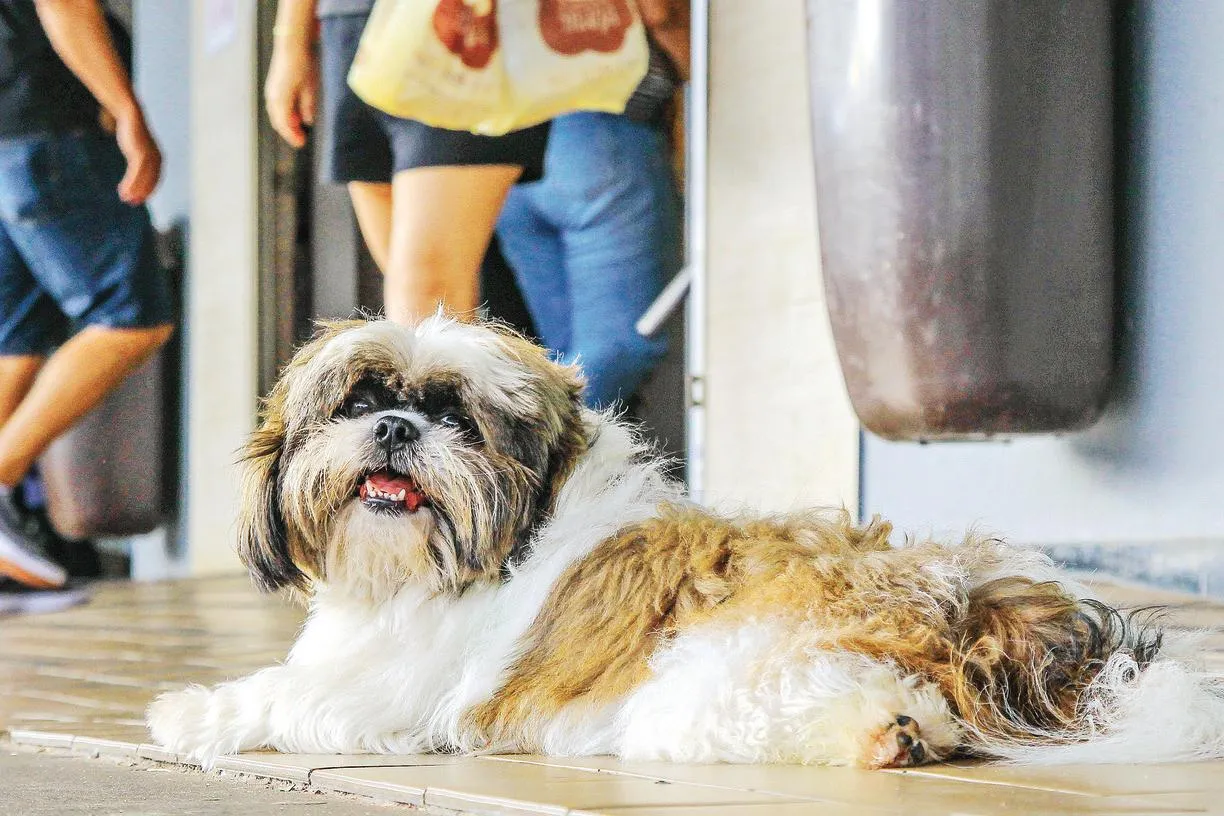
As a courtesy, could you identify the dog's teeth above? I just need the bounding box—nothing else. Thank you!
[361,480,414,505]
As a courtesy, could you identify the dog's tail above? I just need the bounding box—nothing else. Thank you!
[943,576,1224,764]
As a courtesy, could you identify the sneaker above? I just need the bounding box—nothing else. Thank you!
[0,577,89,615]
[20,508,103,579]
[44,532,104,579]
[0,489,67,588]
[17,470,103,579]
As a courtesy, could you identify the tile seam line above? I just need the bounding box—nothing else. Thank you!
[304,762,461,786]
[474,756,864,805]
[304,761,827,811]
[5,741,1199,812]
[309,766,813,807]
[883,768,1104,798]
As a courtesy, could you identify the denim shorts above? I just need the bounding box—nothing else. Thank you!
[0,130,174,355]
[318,13,549,185]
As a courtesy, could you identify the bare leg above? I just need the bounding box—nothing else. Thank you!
[348,181,393,273]
[0,356,45,429]
[383,164,521,324]
[0,324,174,487]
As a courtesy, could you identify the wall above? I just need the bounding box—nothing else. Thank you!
[862,2,1224,548]
[703,0,859,513]
[182,0,260,575]
[121,1,194,580]
[134,3,190,230]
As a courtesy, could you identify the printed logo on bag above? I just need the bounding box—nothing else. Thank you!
[538,0,633,55]
[433,0,499,69]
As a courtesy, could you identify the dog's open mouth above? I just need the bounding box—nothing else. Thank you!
[358,470,429,515]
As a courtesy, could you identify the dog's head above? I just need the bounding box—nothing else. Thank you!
[237,317,588,601]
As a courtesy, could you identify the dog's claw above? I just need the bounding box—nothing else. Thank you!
[861,714,933,769]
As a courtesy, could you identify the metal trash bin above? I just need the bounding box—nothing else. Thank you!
[806,0,1115,440]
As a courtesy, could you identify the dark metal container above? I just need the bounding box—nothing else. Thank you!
[807,1,1114,440]
[40,353,167,540]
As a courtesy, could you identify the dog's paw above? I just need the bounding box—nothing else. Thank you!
[859,714,933,769]
[146,685,251,766]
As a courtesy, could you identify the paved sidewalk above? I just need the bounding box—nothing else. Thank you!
[2,575,1224,815]
[1,745,398,816]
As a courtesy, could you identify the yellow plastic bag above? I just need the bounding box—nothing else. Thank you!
[348,0,649,136]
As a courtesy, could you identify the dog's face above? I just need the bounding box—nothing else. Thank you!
[237,317,588,600]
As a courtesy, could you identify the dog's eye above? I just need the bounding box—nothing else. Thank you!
[435,409,481,443]
[341,397,372,418]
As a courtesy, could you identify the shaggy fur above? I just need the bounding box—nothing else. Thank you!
[148,316,1224,768]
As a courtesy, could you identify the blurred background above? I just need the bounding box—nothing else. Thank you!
[49,1,1224,598]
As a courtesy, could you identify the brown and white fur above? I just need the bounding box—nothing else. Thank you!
[148,316,1224,768]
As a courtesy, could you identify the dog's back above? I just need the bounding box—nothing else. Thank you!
[468,505,1224,766]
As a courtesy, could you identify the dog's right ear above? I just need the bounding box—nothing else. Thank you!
[235,319,366,591]
[236,416,306,592]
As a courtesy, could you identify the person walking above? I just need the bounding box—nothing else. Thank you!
[265,0,550,324]
[0,0,175,594]
[494,0,689,407]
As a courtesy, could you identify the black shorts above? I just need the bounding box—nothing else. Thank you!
[317,14,550,185]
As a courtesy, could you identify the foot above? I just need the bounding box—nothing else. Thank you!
[860,714,933,769]
[0,578,89,615]
[18,472,104,579]
[0,489,66,588]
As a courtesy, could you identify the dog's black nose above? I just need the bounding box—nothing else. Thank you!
[373,415,419,452]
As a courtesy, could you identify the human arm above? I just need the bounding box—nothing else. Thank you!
[635,0,689,80]
[265,0,319,148]
[33,0,161,204]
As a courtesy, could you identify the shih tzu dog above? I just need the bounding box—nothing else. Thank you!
[148,316,1224,768]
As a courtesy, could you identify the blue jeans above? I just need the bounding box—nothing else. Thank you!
[0,130,173,355]
[496,113,682,408]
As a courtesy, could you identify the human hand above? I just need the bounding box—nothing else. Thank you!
[633,0,689,80]
[634,0,672,27]
[265,37,318,149]
[114,106,162,205]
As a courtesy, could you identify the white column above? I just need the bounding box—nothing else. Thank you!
[184,0,259,575]
[702,0,860,513]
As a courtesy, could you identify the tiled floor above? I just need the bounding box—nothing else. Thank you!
[3,575,1224,815]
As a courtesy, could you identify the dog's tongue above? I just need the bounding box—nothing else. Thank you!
[368,471,414,494]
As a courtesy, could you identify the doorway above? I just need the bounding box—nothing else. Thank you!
[252,6,692,468]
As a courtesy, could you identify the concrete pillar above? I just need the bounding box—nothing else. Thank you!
[184,0,259,575]
[702,0,859,513]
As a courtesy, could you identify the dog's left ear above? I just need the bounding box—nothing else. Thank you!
[236,415,305,592]
[495,329,590,509]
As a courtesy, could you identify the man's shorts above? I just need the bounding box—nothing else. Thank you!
[0,129,174,355]
[317,13,550,186]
